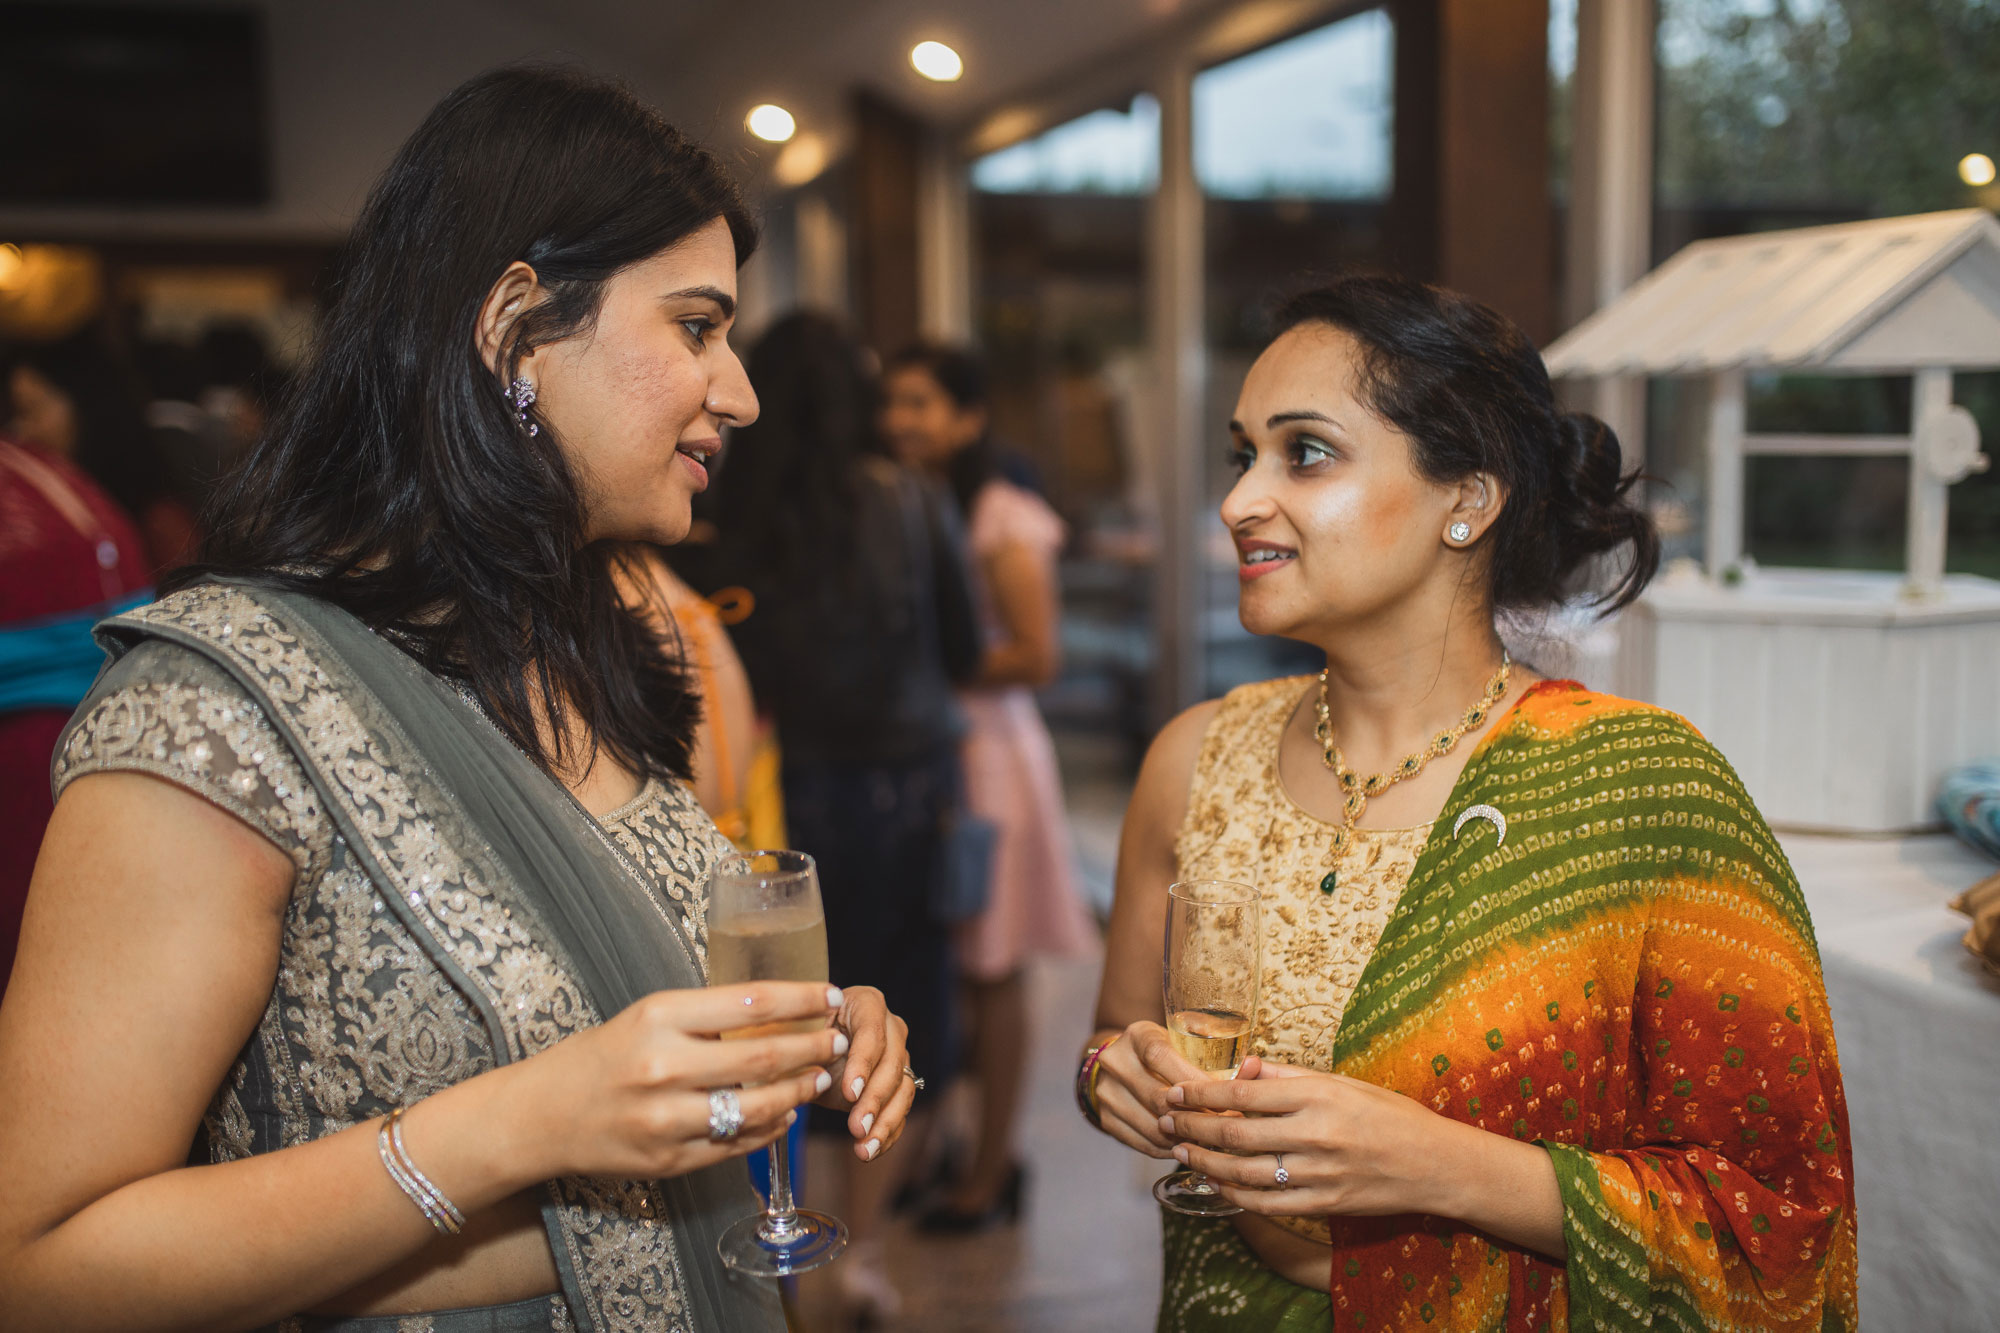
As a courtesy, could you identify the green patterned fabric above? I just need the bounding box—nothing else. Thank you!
[1158,1211,1331,1333]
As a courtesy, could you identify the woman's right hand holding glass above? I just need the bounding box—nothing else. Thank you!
[493,981,846,1184]
[1089,1021,1208,1160]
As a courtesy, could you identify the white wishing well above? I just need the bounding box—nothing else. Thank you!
[1543,209,2000,832]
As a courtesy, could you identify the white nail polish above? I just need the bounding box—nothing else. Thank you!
[860,1112,875,1134]
[786,1110,798,1127]
[826,986,845,1008]
[832,1032,850,1057]
[850,1077,865,1099]
[815,1070,833,1095]
[864,1138,881,1160]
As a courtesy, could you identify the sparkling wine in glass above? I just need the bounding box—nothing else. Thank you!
[706,849,847,1276]
[1154,878,1261,1217]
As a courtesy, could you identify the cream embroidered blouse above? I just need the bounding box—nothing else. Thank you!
[52,638,721,1170]
[1174,676,1432,1244]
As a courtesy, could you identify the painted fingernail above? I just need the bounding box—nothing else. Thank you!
[826,986,845,1008]
[815,1070,833,1095]
[832,1032,850,1057]
[1173,1144,1190,1165]
[1158,1114,1176,1135]
[864,1138,881,1160]
[1166,1085,1185,1104]
[850,1076,865,1100]
[860,1112,875,1134]
[787,1110,799,1127]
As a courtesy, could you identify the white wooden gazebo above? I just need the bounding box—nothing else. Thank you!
[1544,209,2000,833]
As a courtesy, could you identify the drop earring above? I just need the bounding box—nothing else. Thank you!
[1448,521,1473,544]
[506,377,539,437]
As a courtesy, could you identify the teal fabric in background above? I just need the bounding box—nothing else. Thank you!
[0,592,151,712]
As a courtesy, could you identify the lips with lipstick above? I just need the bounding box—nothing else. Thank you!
[676,437,721,488]
[1236,539,1296,581]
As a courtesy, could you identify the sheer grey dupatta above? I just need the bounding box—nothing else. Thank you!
[91,581,780,1333]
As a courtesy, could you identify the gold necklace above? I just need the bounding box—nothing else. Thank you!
[1313,653,1511,885]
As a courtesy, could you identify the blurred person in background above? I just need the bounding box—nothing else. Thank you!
[882,344,1098,1233]
[0,67,917,1333]
[5,335,199,576]
[0,428,150,1000]
[617,547,782,851]
[695,311,983,1322]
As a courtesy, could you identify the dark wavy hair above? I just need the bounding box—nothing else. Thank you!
[709,312,877,584]
[173,65,756,781]
[1271,275,1659,613]
[884,341,996,517]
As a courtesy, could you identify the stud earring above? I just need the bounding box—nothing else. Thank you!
[1448,521,1473,544]
[506,377,539,437]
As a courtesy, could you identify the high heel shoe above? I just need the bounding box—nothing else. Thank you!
[914,1162,1026,1234]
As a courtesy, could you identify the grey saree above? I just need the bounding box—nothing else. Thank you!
[53,579,784,1333]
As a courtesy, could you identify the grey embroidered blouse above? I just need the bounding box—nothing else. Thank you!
[52,636,740,1332]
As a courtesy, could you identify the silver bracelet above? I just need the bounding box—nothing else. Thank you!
[378,1107,465,1235]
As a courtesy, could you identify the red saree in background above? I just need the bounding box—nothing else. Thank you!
[0,437,149,992]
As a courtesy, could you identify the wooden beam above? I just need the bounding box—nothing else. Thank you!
[851,89,923,357]
[1389,0,1554,342]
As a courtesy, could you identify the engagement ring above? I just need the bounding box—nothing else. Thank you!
[1273,1153,1290,1187]
[903,1064,925,1092]
[707,1088,744,1141]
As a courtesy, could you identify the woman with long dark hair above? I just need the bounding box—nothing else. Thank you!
[0,68,915,1333]
[1082,275,1855,1330]
[691,312,983,1322]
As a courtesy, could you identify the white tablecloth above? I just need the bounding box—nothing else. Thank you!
[1784,832,2000,1332]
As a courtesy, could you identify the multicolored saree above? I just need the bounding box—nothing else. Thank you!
[1163,679,1857,1332]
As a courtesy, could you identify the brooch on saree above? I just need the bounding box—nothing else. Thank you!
[1452,804,1507,846]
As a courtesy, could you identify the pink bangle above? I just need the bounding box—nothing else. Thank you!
[1075,1034,1121,1129]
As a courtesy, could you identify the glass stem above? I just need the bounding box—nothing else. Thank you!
[763,1123,799,1236]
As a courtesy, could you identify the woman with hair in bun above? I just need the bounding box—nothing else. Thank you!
[1080,275,1856,1331]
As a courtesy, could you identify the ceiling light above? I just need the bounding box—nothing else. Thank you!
[911,41,963,82]
[1961,153,1996,187]
[746,104,796,143]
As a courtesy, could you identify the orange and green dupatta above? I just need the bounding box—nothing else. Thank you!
[1315,681,1856,1331]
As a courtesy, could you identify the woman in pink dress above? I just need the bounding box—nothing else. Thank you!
[882,344,1099,1230]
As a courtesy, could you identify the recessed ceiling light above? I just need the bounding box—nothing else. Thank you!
[911,41,963,82]
[746,104,796,143]
[1961,153,1996,187]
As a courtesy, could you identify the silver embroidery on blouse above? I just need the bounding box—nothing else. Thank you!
[57,587,733,1333]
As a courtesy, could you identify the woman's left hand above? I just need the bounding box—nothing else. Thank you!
[817,985,916,1162]
[1157,1056,1459,1218]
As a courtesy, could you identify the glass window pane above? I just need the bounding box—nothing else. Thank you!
[1192,10,1393,201]
[970,95,1160,195]
[971,101,1156,761]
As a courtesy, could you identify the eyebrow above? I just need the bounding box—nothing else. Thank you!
[662,285,736,320]
[1227,409,1342,438]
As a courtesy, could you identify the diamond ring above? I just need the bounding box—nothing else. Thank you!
[903,1064,925,1092]
[1273,1153,1290,1187]
[707,1088,744,1141]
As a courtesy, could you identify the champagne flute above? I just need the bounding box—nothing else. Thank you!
[1153,878,1261,1217]
[706,849,848,1276]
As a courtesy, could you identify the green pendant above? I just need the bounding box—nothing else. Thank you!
[1320,871,1338,895]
